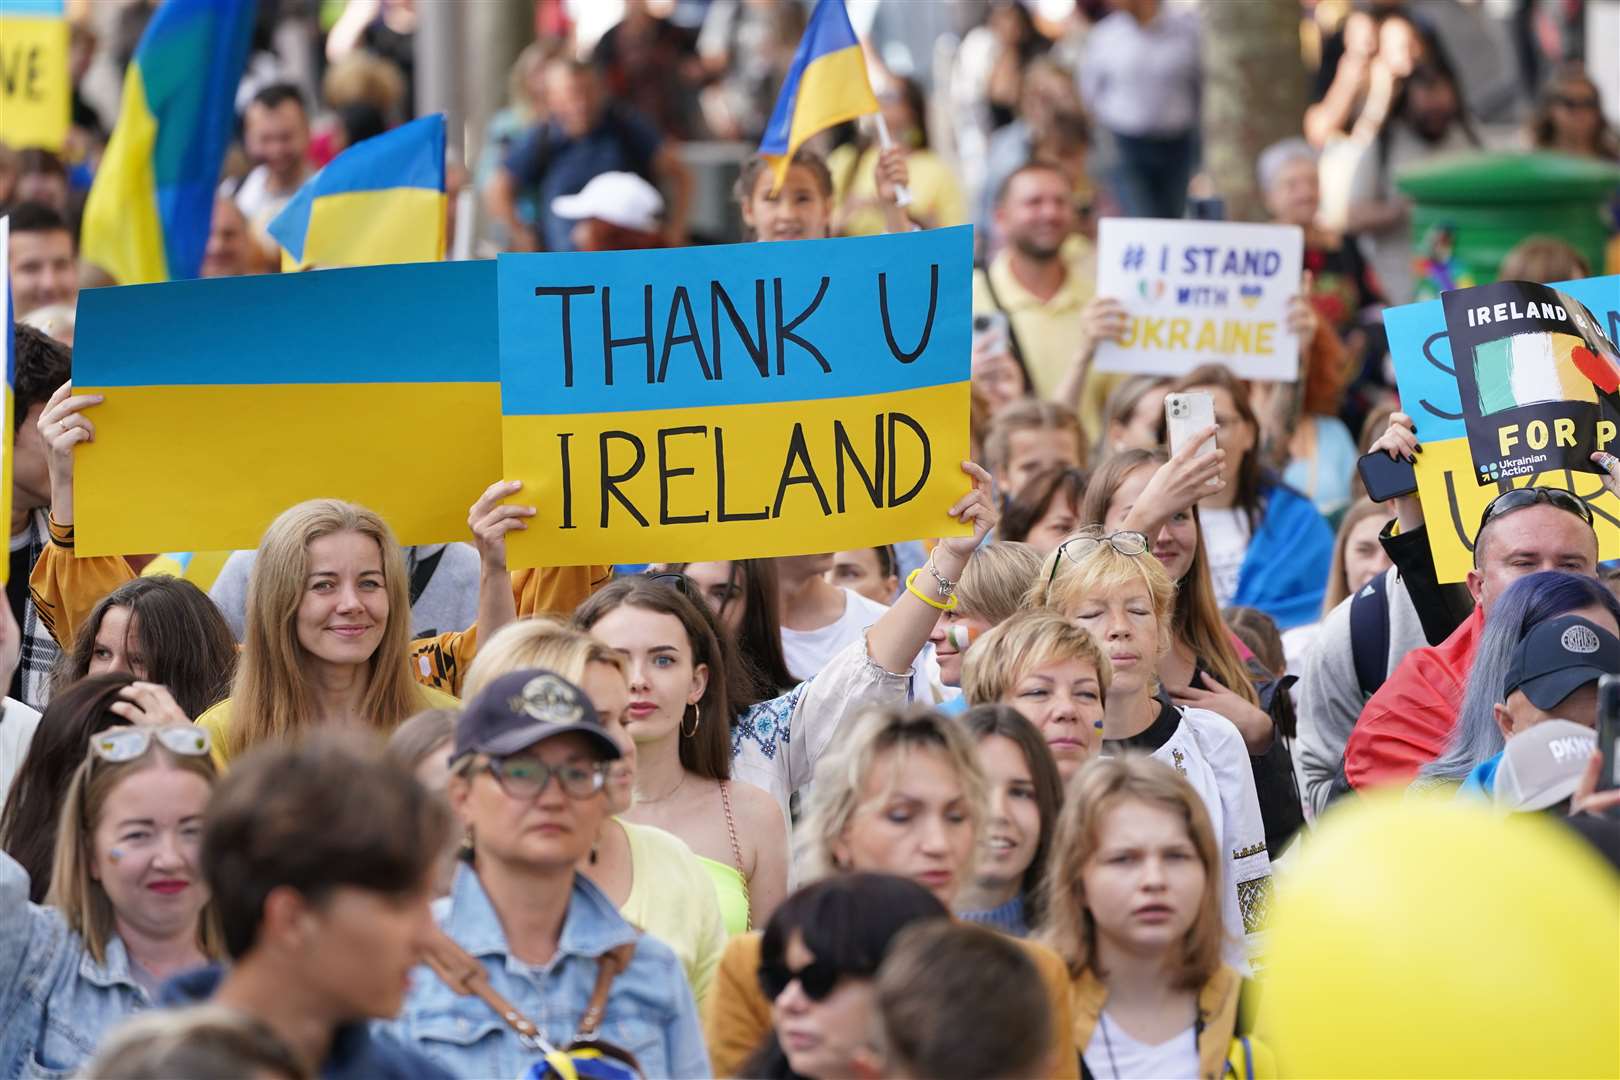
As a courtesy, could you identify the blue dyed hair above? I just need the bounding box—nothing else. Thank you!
[1421,571,1620,782]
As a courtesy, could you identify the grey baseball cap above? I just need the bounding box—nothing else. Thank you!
[1493,720,1598,813]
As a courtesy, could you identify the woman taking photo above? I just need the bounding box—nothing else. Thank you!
[739,874,948,1080]
[961,610,1109,782]
[1,723,221,1077]
[394,668,709,1078]
[703,706,1079,1079]
[578,463,999,932]
[460,617,728,1002]
[954,704,1065,938]
[1035,530,1271,967]
[1046,755,1272,1079]
[1087,448,1306,854]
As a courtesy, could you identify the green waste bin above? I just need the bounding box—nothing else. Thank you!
[1396,151,1620,288]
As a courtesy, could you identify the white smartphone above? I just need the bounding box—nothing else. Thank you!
[1164,392,1218,481]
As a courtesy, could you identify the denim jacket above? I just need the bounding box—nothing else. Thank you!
[0,850,153,1079]
[387,863,710,1079]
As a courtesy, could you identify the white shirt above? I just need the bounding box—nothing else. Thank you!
[234,163,311,236]
[1079,9,1201,138]
[1198,506,1251,609]
[1084,1015,1199,1080]
[0,698,44,809]
[781,587,891,682]
[1151,707,1271,970]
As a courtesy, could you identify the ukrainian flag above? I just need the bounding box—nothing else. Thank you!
[269,113,447,269]
[79,0,254,286]
[2,218,14,585]
[758,0,878,190]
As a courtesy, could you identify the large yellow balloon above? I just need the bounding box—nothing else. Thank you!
[1258,794,1619,1078]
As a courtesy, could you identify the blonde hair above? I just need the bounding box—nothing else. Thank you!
[46,744,223,966]
[463,616,626,698]
[321,52,406,115]
[984,399,1085,477]
[1032,533,1177,684]
[961,609,1110,707]
[1322,497,1395,615]
[957,542,1043,626]
[1042,755,1224,988]
[800,707,986,883]
[230,500,421,760]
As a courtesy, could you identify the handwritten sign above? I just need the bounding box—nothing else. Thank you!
[1385,274,1620,583]
[0,0,69,152]
[1095,218,1304,380]
[498,227,974,567]
[73,261,501,556]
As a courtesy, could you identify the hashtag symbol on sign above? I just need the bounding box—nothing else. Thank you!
[1122,245,1146,271]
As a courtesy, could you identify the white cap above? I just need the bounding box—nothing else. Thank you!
[1493,720,1598,813]
[550,172,664,233]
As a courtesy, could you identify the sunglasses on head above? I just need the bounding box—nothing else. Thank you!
[1478,487,1594,531]
[644,571,696,599]
[91,725,211,764]
[1045,528,1150,589]
[758,958,845,1003]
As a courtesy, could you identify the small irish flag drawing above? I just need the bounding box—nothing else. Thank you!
[1472,332,1616,414]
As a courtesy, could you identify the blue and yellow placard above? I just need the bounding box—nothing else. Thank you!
[73,261,501,556]
[497,227,974,567]
[0,0,69,152]
[1385,273,1620,583]
[1,217,14,585]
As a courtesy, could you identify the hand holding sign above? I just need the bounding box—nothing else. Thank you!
[39,380,103,528]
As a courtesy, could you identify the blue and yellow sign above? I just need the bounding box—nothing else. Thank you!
[0,0,69,152]
[497,227,974,567]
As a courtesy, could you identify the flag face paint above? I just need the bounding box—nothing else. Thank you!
[270,114,448,269]
[1384,274,1620,583]
[498,227,975,567]
[0,0,69,152]
[72,261,501,556]
[757,0,878,189]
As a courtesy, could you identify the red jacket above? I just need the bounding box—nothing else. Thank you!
[1344,607,1483,790]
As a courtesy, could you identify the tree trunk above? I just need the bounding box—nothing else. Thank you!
[1200,0,1307,222]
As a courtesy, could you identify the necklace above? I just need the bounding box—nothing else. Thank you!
[636,770,687,805]
[1093,1002,1199,1080]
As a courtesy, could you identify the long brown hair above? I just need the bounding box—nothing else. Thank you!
[1081,450,1259,707]
[666,559,794,700]
[573,577,737,781]
[1322,497,1396,615]
[961,704,1064,928]
[47,739,224,965]
[1527,63,1620,160]
[1042,755,1223,988]
[230,500,424,760]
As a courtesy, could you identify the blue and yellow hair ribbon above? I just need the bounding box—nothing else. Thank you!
[757,0,878,192]
[79,0,254,285]
[269,113,448,269]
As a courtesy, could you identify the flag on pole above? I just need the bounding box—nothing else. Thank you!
[268,113,448,269]
[1,217,14,585]
[79,0,255,286]
[757,0,878,191]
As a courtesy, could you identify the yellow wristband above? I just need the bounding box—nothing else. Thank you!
[905,568,959,612]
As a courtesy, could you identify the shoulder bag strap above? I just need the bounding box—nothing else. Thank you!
[575,943,638,1040]
[974,261,1034,389]
[420,926,548,1047]
[719,781,753,930]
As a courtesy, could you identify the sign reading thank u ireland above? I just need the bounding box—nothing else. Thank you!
[497,227,974,567]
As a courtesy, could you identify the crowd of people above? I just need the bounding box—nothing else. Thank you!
[2,0,1618,1078]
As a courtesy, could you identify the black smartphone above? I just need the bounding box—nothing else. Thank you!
[1187,196,1225,222]
[1599,674,1619,793]
[1357,451,1419,502]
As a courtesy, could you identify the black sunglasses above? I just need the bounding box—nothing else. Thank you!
[758,959,845,1003]
[1478,487,1594,532]
[644,571,696,598]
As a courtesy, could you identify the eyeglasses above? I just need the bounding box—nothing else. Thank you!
[758,958,845,1002]
[1045,528,1150,588]
[477,755,609,800]
[91,725,211,764]
[1478,487,1594,533]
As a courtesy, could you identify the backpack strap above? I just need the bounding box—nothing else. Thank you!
[1349,571,1391,699]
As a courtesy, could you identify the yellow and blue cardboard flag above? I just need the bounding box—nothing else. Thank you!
[0,0,70,152]
[497,226,974,567]
[71,261,501,556]
[1,217,13,585]
[757,0,878,191]
[269,113,447,269]
[80,0,254,286]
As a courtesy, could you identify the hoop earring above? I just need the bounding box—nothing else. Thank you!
[682,703,701,738]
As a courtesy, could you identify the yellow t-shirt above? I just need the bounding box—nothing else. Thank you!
[196,683,460,769]
[827,144,968,237]
[618,819,729,1005]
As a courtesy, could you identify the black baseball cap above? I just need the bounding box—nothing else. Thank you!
[1502,615,1620,711]
[452,668,622,763]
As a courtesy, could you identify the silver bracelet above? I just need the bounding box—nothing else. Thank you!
[925,549,957,597]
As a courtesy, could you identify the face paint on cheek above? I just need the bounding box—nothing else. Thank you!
[108,849,125,862]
